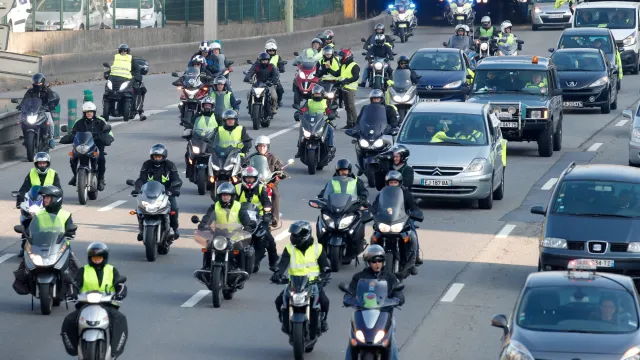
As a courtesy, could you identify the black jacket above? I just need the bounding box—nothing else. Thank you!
[71,116,112,147]
[134,160,182,192]
[20,86,60,112]
[276,240,331,275]
[344,266,405,306]
[244,62,280,84]
[315,57,341,79]
[212,125,253,154]
[317,173,369,204]
[18,170,62,201]
[364,34,395,49]
[372,185,417,214]
[395,164,414,191]
[356,103,398,128]
[396,67,420,84]
[366,44,394,61]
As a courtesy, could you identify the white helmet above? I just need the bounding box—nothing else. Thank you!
[210,42,221,51]
[198,41,209,52]
[265,42,277,51]
[255,135,271,151]
[500,20,513,33]
[82,102,97,112]
[481,16,491,25]
[462,25,470,33]
[455,24,466,33]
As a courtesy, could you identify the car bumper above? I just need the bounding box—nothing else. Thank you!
[620,49,638,69]
[531,13,572,26]
[540,249,640,278]
[629,140,640,165]
[411,171,492,200]
[417,88,467,102]
[561,86,609,108]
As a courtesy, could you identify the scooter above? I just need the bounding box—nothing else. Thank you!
[11,97,54,162]
[293,103,338,175]
[102,63,136,122]
[244,66,274,130]
[386,69,418,123]
[292,50,320,106]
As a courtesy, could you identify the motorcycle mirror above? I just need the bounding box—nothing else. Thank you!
[10,98,18,104]
[13,225,24,234]
[60,124,68,133]
[516,40,524,45]
[547,47,554,53]
[191,215,200,224]
[225,60,234,66]
[171,72,179,77]
[344,129,356,137]
[293,51,299,56]
[246,59,253,64]
[490,39,497,44]
[361,211,373,223]
[11,191,19,197]
[360,38,367,42]
[63,271,75,284]
[361,51,367,56]
[182,129,193,139]
[234,100,242,106]
[351,139,357,144]
[393,282,405,292]
[282,61,288,65]
[409,209,424,222]
[102,62,110,68]
[442,41,448,47]
[308,199,326,209]
[287,158,294,165]
[103,124,112,132]
[170,180,182,188]
[329,104,339,111]
[68,224,78,233]
[338,282,353,295]
[125,179,135,186]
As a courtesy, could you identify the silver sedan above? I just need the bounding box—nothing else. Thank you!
[623,105,640,167]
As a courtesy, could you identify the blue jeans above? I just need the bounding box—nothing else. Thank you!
[360,67,370,85]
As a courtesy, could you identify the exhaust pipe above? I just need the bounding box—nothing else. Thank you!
[228,270,249,285]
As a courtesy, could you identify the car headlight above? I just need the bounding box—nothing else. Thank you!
[508,106,517,114]
[119,81,130,91]
[628,243,640,253]
[464,158,487,173]
[26,115,37,124]
[359,139,369,148]
[624,32,637,47]
[212,236,228,251]
[303,129,311,138]
[191,145,200,154]
[374,62,383,70]
[529,109,548,119]
[185,89,198,99]
[322,214,335,228]
[291,291,308,306]
[141,14,152,20]
[326,92,335,99]
[443,80,462,89]
[338,215,355,229]
[588,76,609,87]
[355,330,366,343]
[493,106,502,114]
[76,144,91,154]
[254,88,265,97]
[298,71,306,79]
[542,237,567,249]
[371,138,384,148]
[500,340,534,360]
[373,330,385,343]
[633,128,640,141]
[534,6,541,13]
[107,80,113,90]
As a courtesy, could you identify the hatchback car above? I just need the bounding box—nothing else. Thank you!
[396,102,506,209]
[531,163,640,276]
[409,48,474,102]
[531,0,573,31]
[492,259,640,360]
[622,104,640,167]
[551,48,619,113]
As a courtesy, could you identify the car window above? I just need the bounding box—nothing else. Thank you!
[552,180,640,217]
[574,8,636,29]
[472,70,548,95]
[551,52,605,72]
[398,112,488,146]
[38,0,81,12]
[558,35,613,54]
[409,52,461,71]
[116,0,154,9]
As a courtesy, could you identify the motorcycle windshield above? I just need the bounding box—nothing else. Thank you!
[301,113,326,134]
[327,193,355,214]
[140,181,165,200]
[299,49,318,70]
[373,186,407,224]
[28,213,65,248]
[358,104,387,141]
[448,35,471,51]
[27,186,42,202]
[249,155,272,183]
[497,41,518,55]
[392,69,412,92]
[183,66,202,88]
[289,275,309,292]
[214,223,249,243]
[355,279,390,309]
[21,98,43,116]
[73,132,95,147]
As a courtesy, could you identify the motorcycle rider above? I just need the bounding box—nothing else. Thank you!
[357,89,399,127]
[213,109,252,155]
[385,55,420,99]
[318,159,369,204]
[316,46,341,85]
[67,102,113,191]
[336,49,360,129]
[311,37,323,52]
[244,52,279,116]
[294,85,336,158]
[244,135,288,226]
[360,35,395,89]
[211,75,240,117]
[17,152,62,208]
[271,221,331,332]
[189,41,219,72]
[107,44,145,119]
[209,42,235,91]
[497,20,517,47]
[61,242,128,358]
[474,16,500,50]
[133,144,182,239]
[184,96,217,178]
[18,73,59,149]
[323,29,335,47]
[343,245,405,360]
[265,39,286,107]
[363,23,395,50]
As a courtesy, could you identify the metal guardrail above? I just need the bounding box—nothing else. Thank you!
[0,109,21,146]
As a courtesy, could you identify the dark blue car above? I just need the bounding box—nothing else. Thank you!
[409,48,473,103]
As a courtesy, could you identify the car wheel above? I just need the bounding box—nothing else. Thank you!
[478,178,494,209]
[601,93,611,114]
[493,168,505,201]
[538,259,542,272]
[537,123,554,157]
[553,117,562,151]
[632,56,639,75]
[630,159,639,167]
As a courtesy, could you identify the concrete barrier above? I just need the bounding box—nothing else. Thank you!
[0,110,22,162]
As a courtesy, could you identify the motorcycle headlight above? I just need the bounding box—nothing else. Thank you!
[355,330,366,343]
[254,87,265,97]
[303,129,311,138]
[326,92,335,99]
[374,62,383,70]
[588,76,609,87]
[359,139,369,148]
[185,89,198,99]
[212,236,228,251]
[119,81,130,91]
[371,138,384,148]
[86,293,103,304]
[398,13,407,20]
[75,144,91,154]
[338,215,355,229]
[107,80,113,90]
[500,340,534,360]
[291,291,308,306]
[141,195,167,212]
[29,253,43,266]
[191,145,200,154]
[480,43,488,51]
[322,214,335,228]
[28,204,42,215]
[390,222,404,233]
[26,115,37,124]
[373,330,386,344]
[464,158,487,173]
[298,71,306,79]
[443,80,462,89]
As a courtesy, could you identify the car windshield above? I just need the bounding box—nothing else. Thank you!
[398,112,488,146]
[517,285,639,334]
[115,0,154,9]
[38,0,81,12]
[472,70,549,95]
[409,52,462,71]
[552,180,640,217]
[575,8,636,29]
[551,52,605,71]
[558,35,613,54]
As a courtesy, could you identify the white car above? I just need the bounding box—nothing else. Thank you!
[103,0,164,29]
[5,0,31,32]
[25,0,103,31]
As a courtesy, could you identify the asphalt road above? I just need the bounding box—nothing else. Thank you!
[0,25,637,360]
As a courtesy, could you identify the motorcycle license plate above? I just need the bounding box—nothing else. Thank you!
[421,179,452,186]
[398,23,407,28]
[563,101,583,107]
[419,98,440,102]
[456,16,465,20]
[499,122,519,128]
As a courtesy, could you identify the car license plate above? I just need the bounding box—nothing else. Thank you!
[595,259,614,268]
[398,23,407,28]
[421,179,452,186]
[117,25,136,29]
[563,101,583,107]
[40,26,57,31]
[419,98,440,102]
[549,14,564,18]
[499,122,519,128]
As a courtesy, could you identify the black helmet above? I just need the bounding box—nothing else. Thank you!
[87,242,109,268]
[216,182,236,205]
[34,151,51,175]
[289,220,313,249]
[222,109,239,128]
[311,85,325,98]
[385,170,403,186]
[390,144,410,162]
[369,89,384,103]
[38,185,63,213]
[374,23,385,34]
[363,244,386,265]
[322,46,334,57]
[31,73,46,86]
[150,143,168,166]
[258,52,271,63]
[335,159,352,175]
[118,44,130,54]
[397,55,409,66]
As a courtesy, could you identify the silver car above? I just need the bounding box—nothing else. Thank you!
[622,104,640,167]
[397,102,506,209]
[531,0,573,31]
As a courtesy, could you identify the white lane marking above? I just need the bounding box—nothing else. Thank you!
[587,142,603,152]
[616,120,629,127]
[275,231,290,241]
[181,290,211,307]
[143,110,168,116]
[541,178,558,191]
[165,103,180,109]
[496,224,516,239]
[98,200,127,212]
[0,253,16,264]
[440,283,465,302]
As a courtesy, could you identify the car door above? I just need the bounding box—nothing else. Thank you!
[488,113,503,176]
[154,0,163,27]
[547,68,562,127]
[602,50,618,95]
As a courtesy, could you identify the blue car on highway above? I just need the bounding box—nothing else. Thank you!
[408,48,474,103]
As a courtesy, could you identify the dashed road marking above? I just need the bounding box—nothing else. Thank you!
[587,142,603,152]
[541,178,558,190]
[440,283,464,302]
[98,200,127,212]
[143,110,168,116]
[0,253,17,264]
[616,120,628,127]
[181,290,211,307]
[165,103,180,109]
[496,224,516,239]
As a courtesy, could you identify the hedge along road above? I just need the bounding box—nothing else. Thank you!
[0,25,637,359]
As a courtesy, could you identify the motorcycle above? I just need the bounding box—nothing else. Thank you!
[190,203,262,308]
[66,276,127,360]
[183,120,215,195]
[13,213,76,315]
[338,279,404,360]
[292,50,320,106]
[101,62,136,122]
[243,67,274,130]
[171,66,210,129]
[11,186,44,234]
[388,2,417,43]
[320,81,342,109]
[207,133,243,201]
[386,69,418,123]
[362,54,391,90]
[273,274,330,360]
[309,184,370,272]
[125,179,182,262]
[11,98,53,162]
[448,0,475,26]
[345,104,397,189]
[365,186,423,276]
[474,36,492,62]
[292,103,338,175]
[492,38,524,56]
[248,155,294,228]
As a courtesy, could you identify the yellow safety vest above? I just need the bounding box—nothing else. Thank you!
[217,126,243,148]
[235,183,265,214]
[500,138,507,167]
[498,33,516,46]
[616,49,623,80]
[214,201,241,224]
[147,173,170,183]
[466,68,475,85]
[340,62,358,91]
[34,209,71,229]
[319,57,340,80]
[286,243,322,280]
[80,264,115,293]
[524,78,548,89]
[430,131,451,143]
[109,54,132,79]
[307,99,327,114]
[455,130,483,142]
[269,54,280,67]
[216,92,232,110]
[29,168,56,187]
[194,115,218,132]
[331,178,358,197]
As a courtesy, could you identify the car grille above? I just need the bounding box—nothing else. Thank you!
[489,103,520,121]
[566,241,628,252]
[413,185,476,195]
[413,166,464,177]
[115,19,140,26]
[541,15,570,23]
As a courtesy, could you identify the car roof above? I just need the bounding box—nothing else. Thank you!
[561,27,612,36]
[563,164,640,182]
[526,271,635,291]
[414,48,461,55]
[577,1,640,9]
[476,56,550,70]
[411,102,487,114]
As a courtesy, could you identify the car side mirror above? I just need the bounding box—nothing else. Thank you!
[360,38,367,42]
[623,110,633,119]
[619,47,625,53]
[14,225,24,234]
[171,72,179,77]
[10,98,18,104]
[361,210,373,223]
[102,62,110,68]
[393,283,405,292]
[612,69,619,75]
[191,215,200,224]
[125,179,135,186]
[530,205,546,216]
[491,314,509,335]
[60,124,68,133]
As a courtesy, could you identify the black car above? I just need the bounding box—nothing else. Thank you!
[531,163,640,277]
[409,48,473,102]
[491,259,640,360]
[551,48,619,114]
